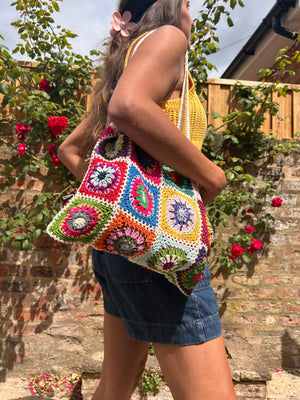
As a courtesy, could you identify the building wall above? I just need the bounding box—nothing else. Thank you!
[222,0,300,81]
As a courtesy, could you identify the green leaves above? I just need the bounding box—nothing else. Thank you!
[0,2,93,250]
[52,1,60,12]
[227,17,234,27]
[0,82,10,94]
[190,0,244,88]
[139,372,162,396]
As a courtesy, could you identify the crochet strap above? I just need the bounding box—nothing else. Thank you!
[177,52,190,140]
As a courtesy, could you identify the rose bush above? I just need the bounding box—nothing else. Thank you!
[0,0,101,250]
[190,36,299,272]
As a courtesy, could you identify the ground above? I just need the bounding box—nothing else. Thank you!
[266,369,300,400]
[0,369,299,399]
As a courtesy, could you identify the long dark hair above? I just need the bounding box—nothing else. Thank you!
[87,0,183,144]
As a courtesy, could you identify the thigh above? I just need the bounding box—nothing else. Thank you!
[92,312,150,400]
[153,335,236,400]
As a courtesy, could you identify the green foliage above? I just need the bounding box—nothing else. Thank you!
[189,0,244,88]
[148,343,155,356]
[0,0,101,249]
[259,46,300,83]
[200,79,299,272]
[138,372,162,396]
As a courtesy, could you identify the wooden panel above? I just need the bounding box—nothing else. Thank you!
[272,91,293,139]
[258,90,272,136]
[207,83,231,129]
[261,110,272,136]
[293,90,300,138]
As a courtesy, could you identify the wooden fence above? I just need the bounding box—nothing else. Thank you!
[1,64,300,139]
[200,78,300,139]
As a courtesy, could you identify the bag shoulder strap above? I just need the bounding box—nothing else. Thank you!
[177,52,190,140]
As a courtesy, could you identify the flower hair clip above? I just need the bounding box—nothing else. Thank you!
[110,11,137,37]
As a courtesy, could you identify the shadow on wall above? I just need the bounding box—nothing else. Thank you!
[0,243,101,383]
[282,330,300,370]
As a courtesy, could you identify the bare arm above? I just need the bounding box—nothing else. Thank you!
[57,116,91,181]
[58,26,226,203]
[108,26,226,203]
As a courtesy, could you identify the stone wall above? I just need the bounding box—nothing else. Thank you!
[0,120,299,392]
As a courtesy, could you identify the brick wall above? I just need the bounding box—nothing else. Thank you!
[211,150,300,369]
[0,121,299,383]
[265,40,300,84]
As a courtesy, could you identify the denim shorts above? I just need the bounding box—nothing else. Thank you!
[92,249,222,345]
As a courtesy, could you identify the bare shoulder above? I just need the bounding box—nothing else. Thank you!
[132,25,188,61]
[152,25,188,47]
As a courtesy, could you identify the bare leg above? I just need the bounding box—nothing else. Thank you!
[153,335,236,400]
[92,312,149,400]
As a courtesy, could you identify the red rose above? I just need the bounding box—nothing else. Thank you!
[271,198,282,208]
[16,123,31,135]
[230,244,244,260]
[39,78,50,93]
[51,154,62,166]
[246,208,255,214]
[247,238,263,253]
[245,226,255,233]
[17,142,27,156]
[48,143,56,154]
[47,116,68,138]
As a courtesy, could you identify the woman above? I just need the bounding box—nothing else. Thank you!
[58,1,236,399]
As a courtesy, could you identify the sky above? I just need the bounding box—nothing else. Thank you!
[0,0,275,78]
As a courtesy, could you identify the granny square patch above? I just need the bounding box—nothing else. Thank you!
[174,247,208,296]
[159,187,201,244]
[94,128,131,160]
[119,165,160,227]
[162,165,194,196]
[131,144,162,184]
[79,158,128,203]
[93,211,155,258]
[47,197,113,244]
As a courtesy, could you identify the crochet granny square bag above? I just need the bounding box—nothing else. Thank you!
[47,49,214,296]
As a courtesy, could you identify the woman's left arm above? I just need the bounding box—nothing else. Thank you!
[57,116,91,181]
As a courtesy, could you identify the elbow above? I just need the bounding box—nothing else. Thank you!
[57,143,64,159]
[108,94,140,129]
[57,142,67,163]
[217,169,227,192]
[208,169,227,196]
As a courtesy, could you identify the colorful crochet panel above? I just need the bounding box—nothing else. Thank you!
[47,124,214,295]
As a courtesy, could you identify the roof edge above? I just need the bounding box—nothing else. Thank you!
[221,0,297,79]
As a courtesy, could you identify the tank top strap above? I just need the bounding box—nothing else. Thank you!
[124,30,156,69]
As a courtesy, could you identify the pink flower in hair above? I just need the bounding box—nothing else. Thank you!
[110,11,136,37]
